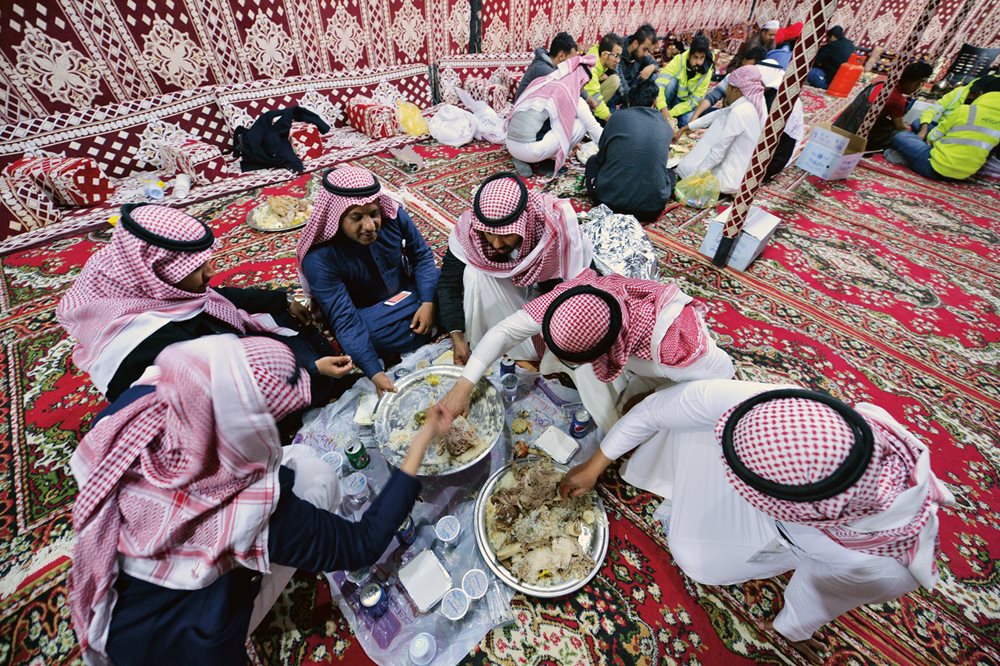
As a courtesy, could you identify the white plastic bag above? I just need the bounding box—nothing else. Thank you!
[455,88,507,144]
[428,104,477,147]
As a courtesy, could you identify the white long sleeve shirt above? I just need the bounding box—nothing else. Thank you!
[602,379,933,642]
[676,98,762,194]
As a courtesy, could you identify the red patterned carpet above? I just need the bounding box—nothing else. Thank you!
[1,88,998,665]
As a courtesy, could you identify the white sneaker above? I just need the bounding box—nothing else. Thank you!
[883,148,907,165]
[511,158,533,178]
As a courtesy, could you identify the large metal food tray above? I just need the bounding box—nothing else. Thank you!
[474,458,609,598]
[373,365,503,476]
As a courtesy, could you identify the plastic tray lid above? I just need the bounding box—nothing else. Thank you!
[399,549,452,613]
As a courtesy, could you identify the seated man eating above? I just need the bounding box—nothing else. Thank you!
[438,172,593,364]
[561,379,953,665]
[298,166,440,396]
[437,269,735,432]
[585,79,675,221]
[70,334,452,665]
[506,54,604,178]
[57,203,349,406]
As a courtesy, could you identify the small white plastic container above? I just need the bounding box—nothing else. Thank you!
[462,568,489,600]
[439,587,470,621]
[409,633,437,665]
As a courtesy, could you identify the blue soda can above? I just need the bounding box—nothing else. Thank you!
[394,367,412,380]
[500,356,516,376]
[570,409,591,439]
[396,514,416,546]
[360,582,389,618]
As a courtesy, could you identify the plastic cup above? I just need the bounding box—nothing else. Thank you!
[343,472,371,513]
[435,515,461,546]
[439,587,470,621]
[173,173,192,198]
[320,450,345,476]
[409,633,437,665]
[462,568,489,600]
[500,373,518,404]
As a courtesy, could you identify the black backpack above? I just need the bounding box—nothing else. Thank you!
[832,82,878,134]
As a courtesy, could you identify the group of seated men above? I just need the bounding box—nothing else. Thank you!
[505,20,809,221]
[63,161,955,664]
[506,21,998,223]
[58,24,972,666]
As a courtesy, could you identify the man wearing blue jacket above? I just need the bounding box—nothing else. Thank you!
[297,167,440,395]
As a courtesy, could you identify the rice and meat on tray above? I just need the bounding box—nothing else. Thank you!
[485,459,597,586]
[389,414,488,474]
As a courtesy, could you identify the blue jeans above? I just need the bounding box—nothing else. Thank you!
[890,131,944,180]
[659,77,695,127]
[807,68,829,89]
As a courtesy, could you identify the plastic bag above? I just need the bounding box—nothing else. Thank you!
[429,104,477,147]
[396,100,429,136]
[454,88,506,144]
[674,170,720,208]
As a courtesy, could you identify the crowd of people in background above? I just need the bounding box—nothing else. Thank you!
[510,19,998,215]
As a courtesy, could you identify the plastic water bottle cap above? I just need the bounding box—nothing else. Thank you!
[409,633,437,665]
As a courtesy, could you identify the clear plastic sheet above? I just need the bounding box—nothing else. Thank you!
[581,204,660,281]
[296,341,603,665]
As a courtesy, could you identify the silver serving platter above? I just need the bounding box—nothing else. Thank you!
[373,365,503,476]
[474,458,609,598]
[245,201,308,233]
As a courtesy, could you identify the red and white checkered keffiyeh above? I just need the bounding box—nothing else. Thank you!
[56,205,274,384]
[715,396,954,583]
[295,166,401,296]
[449,174,592,286]
[523,269,709,381]
[728,65,769,125]
[509,54,596,175]
[69,334,310,661]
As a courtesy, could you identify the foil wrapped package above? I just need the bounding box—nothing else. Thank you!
[580,205,659,280]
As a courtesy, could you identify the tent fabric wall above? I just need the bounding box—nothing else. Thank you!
[755,0,1000,60]
[0,0,470,124]
[0,0,996,124]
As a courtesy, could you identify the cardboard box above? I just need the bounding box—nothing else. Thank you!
[700,205,780,271]
[903,100,939,126]
[795,122,867,180]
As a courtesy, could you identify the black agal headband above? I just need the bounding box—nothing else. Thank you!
[721,389,874,502]
[473,172,528,228]
[120,203,213,252]
[321,169,382,198]
[541,286,623,363]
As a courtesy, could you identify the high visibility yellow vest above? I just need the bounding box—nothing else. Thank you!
[930,92,1000,180]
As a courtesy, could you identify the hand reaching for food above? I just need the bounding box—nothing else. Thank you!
[401,404,455,476]
[438,378,474,418]
[372,371,397,397]
[559,450,614,498]
[315,355,353,378]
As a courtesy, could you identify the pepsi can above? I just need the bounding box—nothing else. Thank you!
[360,582,389,619]
[570,409,591,439]
[500,356,516,376]
[396,514,416,547]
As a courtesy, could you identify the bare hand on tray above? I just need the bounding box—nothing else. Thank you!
[402,404,455,476]
[438,377,474,418]
[559,450,614,498]
[372,371,397,397]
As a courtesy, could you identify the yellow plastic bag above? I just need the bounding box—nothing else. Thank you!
[674,170,720,209]
[396,100,429,136]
